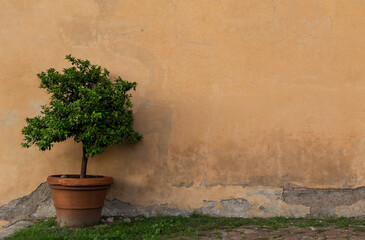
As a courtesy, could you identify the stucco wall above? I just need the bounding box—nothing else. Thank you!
[1,0,365,217]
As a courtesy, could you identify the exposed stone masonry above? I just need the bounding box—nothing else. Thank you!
[0,183,364,223]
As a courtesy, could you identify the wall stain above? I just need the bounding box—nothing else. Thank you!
[0,111,17,127]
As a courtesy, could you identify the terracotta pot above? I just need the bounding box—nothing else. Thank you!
[47,175,114,227]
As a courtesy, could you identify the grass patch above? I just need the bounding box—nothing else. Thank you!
[353,226,365,232]
[213,231,222,239]
[6,215,365,240]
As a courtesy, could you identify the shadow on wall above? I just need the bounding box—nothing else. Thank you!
[93,100,174,203]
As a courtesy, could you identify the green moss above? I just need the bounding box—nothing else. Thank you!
[273,234,283,239]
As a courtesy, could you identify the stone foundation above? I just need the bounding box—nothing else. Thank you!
[0,183,364,223]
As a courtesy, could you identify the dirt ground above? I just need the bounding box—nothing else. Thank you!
[198,225,365,240]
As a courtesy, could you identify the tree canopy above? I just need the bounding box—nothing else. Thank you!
[21,55,142,158]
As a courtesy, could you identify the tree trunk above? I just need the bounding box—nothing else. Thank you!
[80,146,88,178]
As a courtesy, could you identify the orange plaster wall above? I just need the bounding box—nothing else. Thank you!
[0,0,365,211]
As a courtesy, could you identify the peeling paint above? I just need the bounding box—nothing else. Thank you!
[219,198,251,217]
[172,181,194,188]
[283,187,365,217]
[336,200,365,218]
[1,183,365,222]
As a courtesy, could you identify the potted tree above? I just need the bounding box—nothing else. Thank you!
[21,55,142,227]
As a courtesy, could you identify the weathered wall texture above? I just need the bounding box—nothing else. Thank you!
[1,0,365,218]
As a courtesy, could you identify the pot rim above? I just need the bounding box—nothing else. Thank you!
[47,174,114,187]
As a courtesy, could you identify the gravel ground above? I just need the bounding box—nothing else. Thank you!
[197,225,365,240]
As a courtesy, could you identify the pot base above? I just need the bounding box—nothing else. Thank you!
[56,208,103,227]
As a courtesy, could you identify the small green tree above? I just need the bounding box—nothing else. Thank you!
[21,55,143,178]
